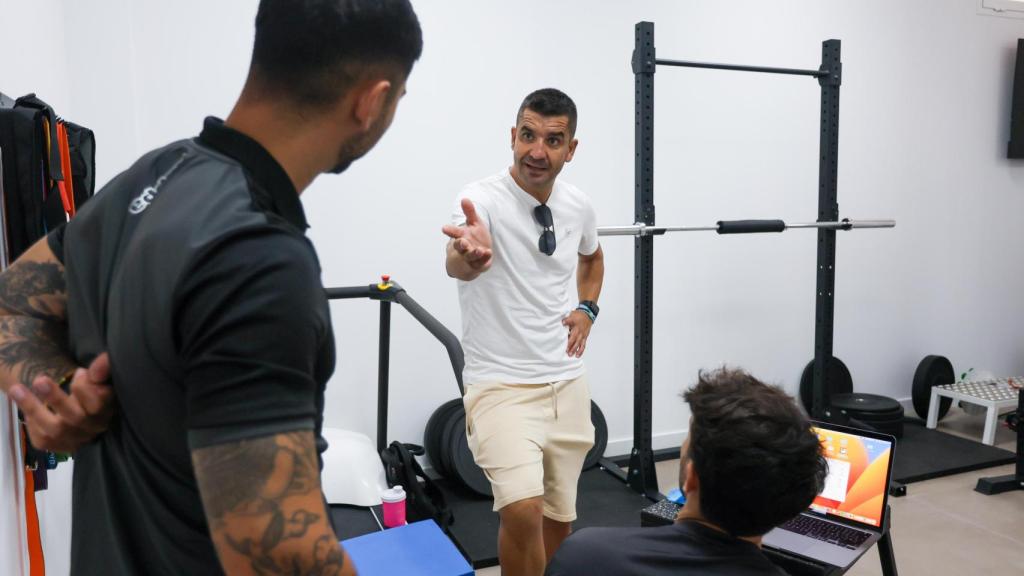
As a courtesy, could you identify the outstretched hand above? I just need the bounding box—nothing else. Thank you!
[9,353,114,453]
[443,198,493,273]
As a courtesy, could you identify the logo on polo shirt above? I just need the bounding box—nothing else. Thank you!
[129,150,191,215]
[129,187,159,215]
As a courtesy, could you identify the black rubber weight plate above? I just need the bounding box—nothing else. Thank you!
[439,401,466,486]
[584,401,608,471]
[437,399,612,495]
[800,357,854,413]
[829,393,902,414]
[844,407,906,421]
[450,410,493,497]
[912,355,954,420]
[424,399,463,479]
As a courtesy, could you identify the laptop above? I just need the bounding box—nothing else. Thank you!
[763,420,896,570]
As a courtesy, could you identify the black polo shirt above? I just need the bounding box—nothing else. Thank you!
[49,117,336,575]
[546,521,786,576]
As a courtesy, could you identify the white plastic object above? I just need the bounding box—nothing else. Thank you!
[319,427,389,506]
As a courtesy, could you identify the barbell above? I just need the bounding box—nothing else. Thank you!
[597,218,895,237]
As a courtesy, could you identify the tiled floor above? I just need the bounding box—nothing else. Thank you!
[476,408,1024,575]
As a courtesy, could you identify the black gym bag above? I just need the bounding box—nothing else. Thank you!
[0,93,96,261]
[380,441,454,532]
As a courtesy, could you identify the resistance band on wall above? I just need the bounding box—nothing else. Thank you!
[19,428,44,576]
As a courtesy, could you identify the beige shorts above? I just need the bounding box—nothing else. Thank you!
[463,374,594,522]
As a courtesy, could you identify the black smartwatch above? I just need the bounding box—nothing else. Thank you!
[579,300,599,318]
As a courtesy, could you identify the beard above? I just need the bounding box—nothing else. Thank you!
[328,112,390,174]
[328,157,354,175]
[328,139,363,175]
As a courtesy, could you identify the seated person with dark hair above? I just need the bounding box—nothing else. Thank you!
[546,367,828,576]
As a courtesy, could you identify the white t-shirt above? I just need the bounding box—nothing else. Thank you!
[452,168,599,385]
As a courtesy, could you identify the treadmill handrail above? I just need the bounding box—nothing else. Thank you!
[325,284,465,396]
[324,285,376,300]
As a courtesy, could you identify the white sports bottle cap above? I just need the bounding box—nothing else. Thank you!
[381,485,406,503]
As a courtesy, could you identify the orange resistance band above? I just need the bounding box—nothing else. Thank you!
[56,122,75,218]
[20,428,46,576]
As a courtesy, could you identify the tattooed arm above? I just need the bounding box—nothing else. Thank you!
[192,431,356,576]
[0,238,75,391]
[0,236,114,452]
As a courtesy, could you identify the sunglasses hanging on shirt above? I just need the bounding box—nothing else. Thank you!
[533,204,555,256]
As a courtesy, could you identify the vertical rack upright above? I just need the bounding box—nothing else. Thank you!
[623,21,843,497]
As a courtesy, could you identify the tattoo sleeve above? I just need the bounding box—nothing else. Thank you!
[0,247,75,393]
[192,431,348,575]
[0,260,67,320]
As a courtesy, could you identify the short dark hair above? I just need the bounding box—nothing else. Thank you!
[517,88,578,135]
[250,0,423,108]
[684,368,827,537]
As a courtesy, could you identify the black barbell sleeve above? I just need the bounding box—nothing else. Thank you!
[716,219,787,234]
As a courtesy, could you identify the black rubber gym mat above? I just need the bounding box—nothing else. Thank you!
[437,464,653,569]
[330,504,385,540]
[893,419,1016,484]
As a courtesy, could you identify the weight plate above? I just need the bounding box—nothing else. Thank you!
[424,398,462,479]
[432,398,614,495]
[829,393,902,414]
[842,408,905,421]
[838,410,905,425]
[426,398,463,478]
[584,401,609,471]
[450,410,493,497]
[800,357,854,413]
[912,355,954,420]
[438,400,466,485]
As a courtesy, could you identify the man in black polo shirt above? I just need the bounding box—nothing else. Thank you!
[0,1,422,574]
[546,368,828,576]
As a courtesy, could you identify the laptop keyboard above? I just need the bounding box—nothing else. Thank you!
[779,515,871,549]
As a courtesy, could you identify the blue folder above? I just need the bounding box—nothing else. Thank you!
[341,520,473,576]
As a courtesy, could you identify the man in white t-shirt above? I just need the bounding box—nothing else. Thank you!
[443,88,605,576]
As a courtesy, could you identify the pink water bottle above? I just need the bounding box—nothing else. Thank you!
[381,485,407,528]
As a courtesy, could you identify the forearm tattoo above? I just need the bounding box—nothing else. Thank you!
[0,261,67,319]
[0,259,73,389]
[0,317,75,388]
[193,432,346,575]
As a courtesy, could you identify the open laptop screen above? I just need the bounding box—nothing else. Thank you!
[809,425,894,529]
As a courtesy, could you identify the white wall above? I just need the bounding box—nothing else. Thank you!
[2,1,1024,572]
[303,0,1024,456]
[1,2,74,574]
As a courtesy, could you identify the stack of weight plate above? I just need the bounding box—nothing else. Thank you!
[424,399,609,497]
[826,393,905,439]
[799,358,905,438]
